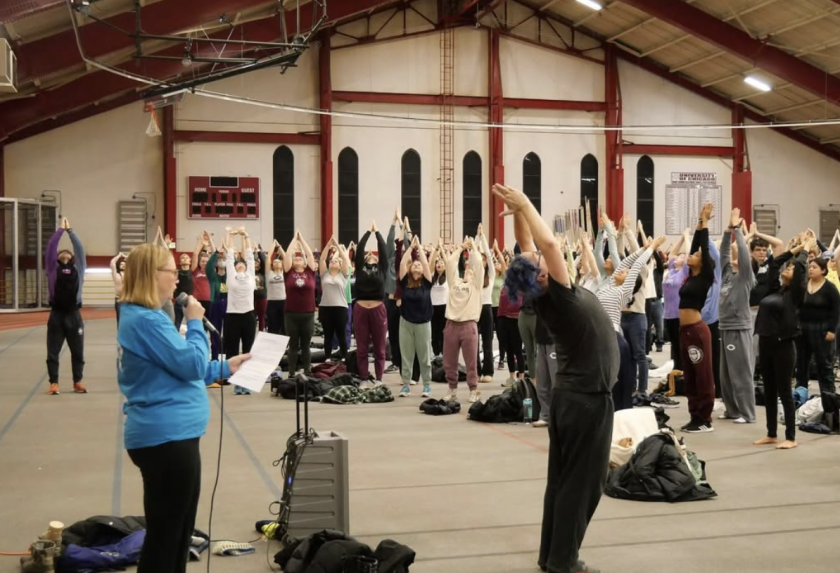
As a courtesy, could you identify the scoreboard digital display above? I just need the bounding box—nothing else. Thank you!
[187,176,260,219]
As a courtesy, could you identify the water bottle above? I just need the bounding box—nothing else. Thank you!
[523,398,533,424]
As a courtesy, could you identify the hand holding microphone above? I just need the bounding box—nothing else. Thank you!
[176,293,217,334]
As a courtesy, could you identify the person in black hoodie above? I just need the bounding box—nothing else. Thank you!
[354,221,389,384]
[45,217,87,395]
[753,237,812,450]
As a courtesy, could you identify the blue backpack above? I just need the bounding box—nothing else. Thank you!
[59,530,145,573]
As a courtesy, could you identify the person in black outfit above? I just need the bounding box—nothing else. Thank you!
[174,253,193,330]
[494,184,618,573]
[646,249,666,353]
[795,256,840,406]
[753,238,812,450]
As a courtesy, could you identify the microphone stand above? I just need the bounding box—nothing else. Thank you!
[207,324,224,573]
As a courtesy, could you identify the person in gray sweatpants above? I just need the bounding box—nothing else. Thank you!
[718,210,757,423]
[533,315,556,426]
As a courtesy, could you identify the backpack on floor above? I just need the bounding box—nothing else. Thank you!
[511,376,541,422]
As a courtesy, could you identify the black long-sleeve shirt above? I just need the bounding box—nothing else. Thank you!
[354,231,388,301]
[800,280,840,329]
[755,251,808,340]
[652,251,665,299]
[679,228,715,311]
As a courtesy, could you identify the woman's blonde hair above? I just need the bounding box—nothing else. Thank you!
[120,243,173,309]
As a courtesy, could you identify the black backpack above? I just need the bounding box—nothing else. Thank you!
[512,376,541,422]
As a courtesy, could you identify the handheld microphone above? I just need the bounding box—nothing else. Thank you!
[175,292,219,334]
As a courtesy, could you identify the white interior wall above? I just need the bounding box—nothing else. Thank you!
[624,154,733,241]
[4,103,162,257]
[175,141,320,251]
[748,125,840,241]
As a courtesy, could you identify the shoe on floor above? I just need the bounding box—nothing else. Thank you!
[713,400,724,411]
[442,390,457,402]
[48,383,60,395]
[409,380,418,385]
[733,416,751,424]
[469,389,480,403]
[384,364,399,374]
[479,375,493,384]
[497,361,505,370]
[73,382,87,394]
[682,421,714,433]
[399,385,410,397]
[532,420,549,428]
[422,385,432,398]
[359,380,374,390]
[718,412,738,420]
[656,346,663,353]
[501,377,516,388]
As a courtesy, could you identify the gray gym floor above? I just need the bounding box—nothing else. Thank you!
[1,317,839,573]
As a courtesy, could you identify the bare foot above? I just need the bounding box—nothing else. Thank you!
[776,440,798,450]
[753,436,778,446]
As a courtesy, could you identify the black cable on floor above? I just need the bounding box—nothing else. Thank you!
[206,365,226,573]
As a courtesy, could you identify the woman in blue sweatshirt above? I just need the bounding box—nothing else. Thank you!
[117,243,250,573]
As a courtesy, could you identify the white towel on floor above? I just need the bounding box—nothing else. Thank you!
[610,408,660,468]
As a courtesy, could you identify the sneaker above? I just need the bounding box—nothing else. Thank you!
[479,375,493,384]
[234,385,243,395]
[680,420,693,431]
[399,385,410,397]
[207,382,222,389]
[656,346,663,353]
[718,412,738,420]
[384,364,399,374]
[373,380,384,387]
[409,380,418,386]
[713,400,724,411]
[469,389,480,403]
[359,380,374,390]
[442,389,457,401]
[649,394,679,408]
[733,417,750,424]
[73,382,87,394]
[422,385,432,398]
[501,377,516,388]
[48,383,60,395]
[532,419,549,428]
[682,421,714,433]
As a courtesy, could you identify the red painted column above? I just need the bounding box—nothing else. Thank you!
[731,105,752,225]
[320,35,334,246]
[162,106,177,240]
[0,145,4,198]
[488,28,505,246]
[605,44,624,221]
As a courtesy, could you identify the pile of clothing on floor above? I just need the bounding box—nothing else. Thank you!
[467,377,540,423]
[419,398,461,415]
[46,515,208,572]
[272,529,415,573]
[778,390,840,434]
[268,369,394,404]
[606,409,717,503]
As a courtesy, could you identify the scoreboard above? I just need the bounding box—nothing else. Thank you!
[187,176,260,219]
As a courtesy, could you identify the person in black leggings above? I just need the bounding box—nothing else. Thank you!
[319,237,351,363]
[753,238,812,450]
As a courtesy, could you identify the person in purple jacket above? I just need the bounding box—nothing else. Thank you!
[45,217,87,395]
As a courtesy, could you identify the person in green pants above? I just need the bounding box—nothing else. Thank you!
[397,236,440,398]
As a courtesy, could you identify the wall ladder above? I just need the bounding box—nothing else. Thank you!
[439,20,456,244]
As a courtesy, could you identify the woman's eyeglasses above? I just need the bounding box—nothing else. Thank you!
[157,268,178,277]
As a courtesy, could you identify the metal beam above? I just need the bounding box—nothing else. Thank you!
[489,28,505,246]
[163,106,176,240]
[623,144,736,157]
[605,43,623,221]
[618,0,840,105]
[731,104,752,225]
[333,91,488,107]
[0,0,63,24]
[505,97,606,112]
[0,0,396,141]
[173,131,320,145]
[319,36,333,246]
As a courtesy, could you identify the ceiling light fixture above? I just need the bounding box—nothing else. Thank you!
[576,0,603,10]
[744,75,772,92]
[182,39,193,67]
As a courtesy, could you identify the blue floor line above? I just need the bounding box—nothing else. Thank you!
[0,347,64,446]
[210,391,283,500]
[0,327,37,357]
[112,394,125,516]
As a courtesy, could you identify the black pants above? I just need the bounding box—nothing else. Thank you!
[266,300,286,335]
[497,316,524,375]
[708,321,721,398]
[128,438,200,573]
[432,305,446,356]
[540,391,613,573]
[476,304,495,376]
[613,331,635,411]
[46,308,85,384]
[320,306,348,361]
[386,298,401,368]
[795,324,835,403]
[285,312,315,375]
[493,306,506,362]
[224,311,256,359]
[665,318,682,371]
[174,303,184,331]
[760,336,796,442]
[115,298,121,328]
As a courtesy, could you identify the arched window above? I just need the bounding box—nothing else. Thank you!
[580,154,599,232]
[462,151,482,238]
[272,146,295,246]
[523,152,541,214]
[636,155,654,236]
[338,148,359,246]
[401,149,422,235]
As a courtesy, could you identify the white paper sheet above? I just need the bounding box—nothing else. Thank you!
[228,332,289,393]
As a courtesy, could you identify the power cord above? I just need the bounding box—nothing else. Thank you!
[206,346,226,573]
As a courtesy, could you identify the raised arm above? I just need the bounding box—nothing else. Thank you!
[720,227,733,280]
[493,184,569,288]
[244,235,255,275]
[66,228,86,276]
[493,240,508,275]
[513,211,537,253]
[479,226,495,284]
[418,240,433,282]
[299,233,317,272]
[581,234,600,281]
[191,235,205,272]
[750,222,785,257]
[375,230,388,279]
[337,243,351,276]
[399,243,413,280]
[356,231,371,271]
[620,248,655,299]
[319,238,333,276]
